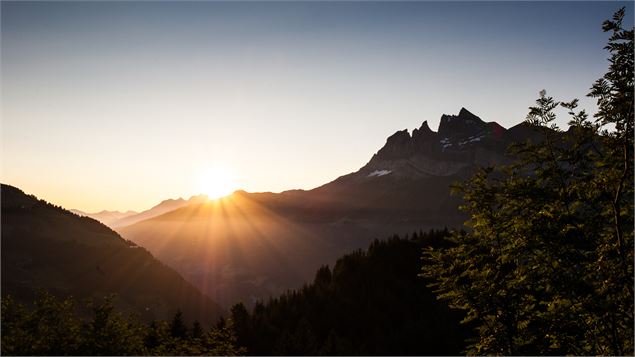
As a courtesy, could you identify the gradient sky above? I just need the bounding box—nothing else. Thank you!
[2,1,632,212]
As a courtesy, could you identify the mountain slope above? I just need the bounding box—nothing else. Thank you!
[117,108,540,308]
[109,195,208,228]
[70,209,137,227]
[1,184,222,325]
[231,230,472,355]
[118,193,367,308]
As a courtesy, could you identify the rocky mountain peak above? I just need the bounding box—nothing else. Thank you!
[362,108,515,179]
[438,108,487,139]
[458,107,482,122]
[374,108,489,160]
[375,129,412,160]
[412,121,434,138]
[386,128,411,143]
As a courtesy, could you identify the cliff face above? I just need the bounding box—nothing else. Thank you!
[357,108,514,180]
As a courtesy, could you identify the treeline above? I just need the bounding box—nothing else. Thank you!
[229,229,472,355]
[2,183,223,328]
[1,292,245,356]
[2,230,467,356]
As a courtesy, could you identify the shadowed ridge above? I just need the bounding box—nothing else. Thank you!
[373,129,412,160]
[109,196,195,228]
[458,107,483,122]
[438,107,487,138]
[1,183,223,325]
[412,120,434,136]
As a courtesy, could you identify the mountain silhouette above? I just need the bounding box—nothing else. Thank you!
[107,194,208,228]
[116,109,541,308]
[70,209,137,226]
[1,184,222,325]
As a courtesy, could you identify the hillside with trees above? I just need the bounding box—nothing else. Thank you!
[422,8,634,355]
[1,292,244,355]
[228,230,472,355]
[1,184,222,326]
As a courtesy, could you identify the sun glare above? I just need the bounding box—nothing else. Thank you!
[198,167,238,200]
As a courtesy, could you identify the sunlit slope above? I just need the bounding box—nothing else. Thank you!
[70,208,138,226]
[117,191,380,308]
[116,169,471,308]
[109,195,208,228]
[1,184,222,325]
[118,109,543,308]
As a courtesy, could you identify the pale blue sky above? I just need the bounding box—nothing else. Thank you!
[2,1,632,211]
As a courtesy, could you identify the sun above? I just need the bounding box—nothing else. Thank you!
[198,167,238,200]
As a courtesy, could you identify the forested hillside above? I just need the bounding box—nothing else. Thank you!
[1,292,244,355]
[422,9,634,355]
[228,230,472,355]
[1,184,222,326]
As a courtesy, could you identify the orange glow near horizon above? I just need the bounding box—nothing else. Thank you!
[117,189,328,307]
[197,167,239,201]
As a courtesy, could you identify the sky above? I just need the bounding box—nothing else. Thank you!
[2,1,632,212]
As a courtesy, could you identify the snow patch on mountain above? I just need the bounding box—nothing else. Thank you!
[440,137,452,150]
[458,133,485,146]
[367,170,392,177]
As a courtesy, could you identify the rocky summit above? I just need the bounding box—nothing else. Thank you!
[354,108,520,180]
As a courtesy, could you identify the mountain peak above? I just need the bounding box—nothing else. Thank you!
[438,108,486,138]
[188,194,209,203]
[367,108,514,170]
[412,120,433,137]
[458,107,480,121]
[387,128,410,141]
[374,129,412,160]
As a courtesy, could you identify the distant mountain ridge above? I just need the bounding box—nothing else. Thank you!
[101,194,208,228]
[117,108,544,308]
[70,209,138,226]
[1,184,222,325]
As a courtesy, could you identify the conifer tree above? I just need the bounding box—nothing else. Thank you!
[169,310,188,339]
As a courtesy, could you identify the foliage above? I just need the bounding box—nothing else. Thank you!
[1,291,246,356]
[229,229,472,355]
[421,8,634,355]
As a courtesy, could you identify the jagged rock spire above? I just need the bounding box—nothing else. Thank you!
[412,120,433,137]
[370,108,508,163]
[438,108,487,138]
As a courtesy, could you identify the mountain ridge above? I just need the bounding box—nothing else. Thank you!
[70,209,138,226]
[116,108,542,308]
[107,194,209,228]
[1,184,223,325]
